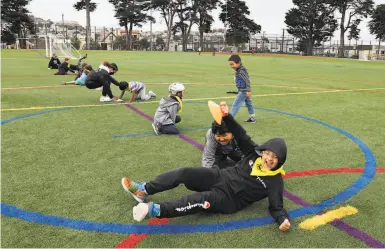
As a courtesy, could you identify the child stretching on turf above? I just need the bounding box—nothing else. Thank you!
[61,64,93,86]
[48,54,61,69]
[54,57,75,75]
[228,54,256,123]
[151,82,185,135]
[118,81,156,103]
[121,101,291,232]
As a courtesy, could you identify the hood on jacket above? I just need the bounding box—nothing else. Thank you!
[159,96,179,108]
[256,138,287,170]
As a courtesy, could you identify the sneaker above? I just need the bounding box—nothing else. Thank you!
[133,202,160,222]
[133,203,149,222]
[99,96,111,102]
[151,123,159,135]
[121,177,147,202]
[149,91,156,98]
[245,117,256,123]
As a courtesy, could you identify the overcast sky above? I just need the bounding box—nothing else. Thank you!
[27,0,385,41]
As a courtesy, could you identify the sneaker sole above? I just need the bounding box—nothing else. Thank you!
[121,178,145,203]
[151,123,159,135]
[133,203,149,222]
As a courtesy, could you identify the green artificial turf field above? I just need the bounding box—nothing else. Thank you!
[1,49,385,248]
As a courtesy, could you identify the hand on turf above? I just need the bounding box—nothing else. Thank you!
[246,92,252,99]
[219,101,229,117]
[279,219,291,232]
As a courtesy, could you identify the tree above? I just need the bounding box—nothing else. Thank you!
[194,0,219,50]
[171,0,196,51]
[74,0,97,50]
[1,0,35,45]
[369,4,385,57]
[151,0,179,51]
[285,0,338,55]
[112,36,128,50]
[368,4,385,41]
[332,0,374,57]
[139,37,150,50]
[155,36,165,50]
[109,0,154,50]
[219,0,261,47]
[71,36,81,50]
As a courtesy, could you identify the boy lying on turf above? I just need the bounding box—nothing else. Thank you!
[121,101,291,232]
[61,64,93,86]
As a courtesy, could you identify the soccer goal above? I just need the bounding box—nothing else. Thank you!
[16,35,81,59]
[358,50,369,61]
[45,34,81,59]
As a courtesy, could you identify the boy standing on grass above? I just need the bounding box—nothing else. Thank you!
[121,101,291,232]
[228,54,256,123]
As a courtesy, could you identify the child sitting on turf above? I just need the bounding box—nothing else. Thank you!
[118,81,156,103]
[202,120,244,169]
[61,64,93,86]
[54,57,75,75]
[48,54,61,69]
[151,82,185,135]
[228,54,256,123]
[121,101,291,232]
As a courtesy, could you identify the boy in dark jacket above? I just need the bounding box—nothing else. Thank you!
[122,101,291,232]
[48,54,61,69]
[84,62,123,102]
[54,57,75,75]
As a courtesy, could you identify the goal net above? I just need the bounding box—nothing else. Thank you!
[358,50,369,61]
[46,35,81,59]
[16,35,81,59]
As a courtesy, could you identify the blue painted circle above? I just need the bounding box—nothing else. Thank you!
[1,106,376,234]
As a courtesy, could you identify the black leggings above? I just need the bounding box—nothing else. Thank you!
[85,81,113,98]
[145,167,237,218]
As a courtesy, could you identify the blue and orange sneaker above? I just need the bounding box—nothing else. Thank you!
[121,177,148,203]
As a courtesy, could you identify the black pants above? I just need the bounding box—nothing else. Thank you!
[145,167,237,218]
[85,80,113,98]
[159,115,181,135]
[49,64,59,69]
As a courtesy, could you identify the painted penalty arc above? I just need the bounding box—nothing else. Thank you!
[0,106,377,234]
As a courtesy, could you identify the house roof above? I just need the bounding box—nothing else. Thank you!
[100,32,117,42]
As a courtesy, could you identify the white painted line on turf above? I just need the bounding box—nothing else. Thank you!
[2,87,385,112]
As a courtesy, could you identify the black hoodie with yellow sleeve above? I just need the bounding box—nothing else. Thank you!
[221,114,290,225]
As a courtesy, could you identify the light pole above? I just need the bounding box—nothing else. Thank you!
[150,9,153,51]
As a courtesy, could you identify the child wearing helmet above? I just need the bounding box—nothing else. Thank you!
[151,82,185,135]
[118,81,156,103]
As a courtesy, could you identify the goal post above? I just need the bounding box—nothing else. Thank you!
[46,34,81,59]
